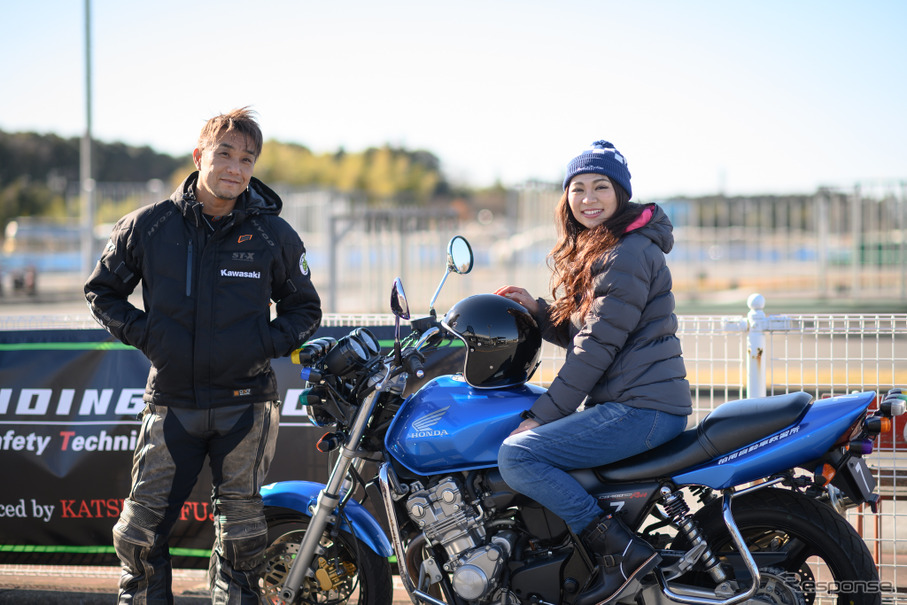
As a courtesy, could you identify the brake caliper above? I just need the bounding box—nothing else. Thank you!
[314,555,358,591]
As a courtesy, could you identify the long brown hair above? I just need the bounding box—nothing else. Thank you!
[547,178,645,325]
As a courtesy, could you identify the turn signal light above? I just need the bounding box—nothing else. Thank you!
[863,416,890,435]
[815,463,836,487]
[316,432,342,453]
[298,386,326,406]
[881,389,906,416]
[847,439,874,455]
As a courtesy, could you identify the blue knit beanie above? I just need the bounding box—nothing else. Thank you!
[562,140,632,198]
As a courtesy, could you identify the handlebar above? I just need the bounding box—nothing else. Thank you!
[401,346,425,379]
[291,337,338,365]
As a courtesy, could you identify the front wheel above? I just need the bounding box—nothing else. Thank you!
[259,509,394,605]
[674,487,882,605]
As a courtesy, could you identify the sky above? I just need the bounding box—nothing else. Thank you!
[1,1,905,200]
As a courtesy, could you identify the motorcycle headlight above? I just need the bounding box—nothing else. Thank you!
[323,334,370,377]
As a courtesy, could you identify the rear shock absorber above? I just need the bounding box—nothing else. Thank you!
[660,487,727,584]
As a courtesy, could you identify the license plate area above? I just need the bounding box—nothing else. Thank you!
[832,456,877,504]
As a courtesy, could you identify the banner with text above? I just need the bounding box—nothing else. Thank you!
[0,326,460,567]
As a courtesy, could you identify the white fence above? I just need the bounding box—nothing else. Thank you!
[318,301,907,593]
[524,302,907,595]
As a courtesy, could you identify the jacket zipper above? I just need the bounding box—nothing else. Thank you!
[186,240,193,296]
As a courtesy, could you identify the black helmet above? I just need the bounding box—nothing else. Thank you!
[441,293,542,389]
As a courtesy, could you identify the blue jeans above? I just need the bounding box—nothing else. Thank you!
[498,402,687,533]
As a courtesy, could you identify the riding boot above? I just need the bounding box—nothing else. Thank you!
[575,514,661,605]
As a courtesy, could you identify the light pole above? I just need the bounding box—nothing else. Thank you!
[80,0,95,277]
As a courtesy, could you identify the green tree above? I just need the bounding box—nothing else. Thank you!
[0,128,461,226]
[252,140,448,204]
[0,177,66,226]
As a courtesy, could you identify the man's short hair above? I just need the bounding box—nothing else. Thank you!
[197,107,263,159]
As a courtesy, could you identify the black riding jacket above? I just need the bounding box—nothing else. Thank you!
[85,172,322,408]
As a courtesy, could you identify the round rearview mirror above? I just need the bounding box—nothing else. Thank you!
[448,236,474,275]
[390,278,410,320]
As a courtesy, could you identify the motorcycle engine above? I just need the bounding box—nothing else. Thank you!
[405,476,514,601]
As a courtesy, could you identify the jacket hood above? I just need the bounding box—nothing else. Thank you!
[170,172,284,222]
[629,203,674,254]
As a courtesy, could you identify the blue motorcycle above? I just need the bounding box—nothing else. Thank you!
[259,236,903,605]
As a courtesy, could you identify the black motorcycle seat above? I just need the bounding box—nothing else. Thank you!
[594,391,814,483]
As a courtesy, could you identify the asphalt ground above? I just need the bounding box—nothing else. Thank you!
[0,565,415,604]
[0,565,209,604]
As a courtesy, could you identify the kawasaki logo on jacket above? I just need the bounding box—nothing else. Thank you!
[221,269,262,279]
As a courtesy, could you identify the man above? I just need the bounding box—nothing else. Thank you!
[85,107,322,603]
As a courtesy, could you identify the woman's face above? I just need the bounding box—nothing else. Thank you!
[567,173,618,229]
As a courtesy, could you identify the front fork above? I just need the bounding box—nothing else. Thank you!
[278,390,381,603]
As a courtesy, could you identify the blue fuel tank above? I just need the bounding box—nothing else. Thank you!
[385,375,546,475]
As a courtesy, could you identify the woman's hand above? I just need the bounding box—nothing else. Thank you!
[494,285,539,315]
[509,417,541,436]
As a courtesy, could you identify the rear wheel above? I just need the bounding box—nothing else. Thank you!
[259,510,393,605]
[673,488,882,605]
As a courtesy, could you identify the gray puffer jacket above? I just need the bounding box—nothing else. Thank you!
[528,204,692,423]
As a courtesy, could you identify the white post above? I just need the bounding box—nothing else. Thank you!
[746,293,767,399]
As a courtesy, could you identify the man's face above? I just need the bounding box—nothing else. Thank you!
[192,130,257,203]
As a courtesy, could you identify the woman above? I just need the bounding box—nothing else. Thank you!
[495,140,692,605]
